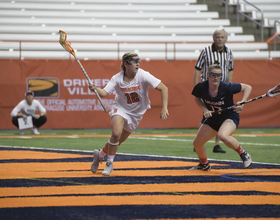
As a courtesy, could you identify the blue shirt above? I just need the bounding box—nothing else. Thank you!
[192,80,241,123]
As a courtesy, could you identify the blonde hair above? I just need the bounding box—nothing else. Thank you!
[121,52,138,71]
[208,64,222,73]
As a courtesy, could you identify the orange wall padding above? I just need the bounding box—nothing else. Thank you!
[0,59,279,129]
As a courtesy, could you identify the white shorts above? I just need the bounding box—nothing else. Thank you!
[109,107,145,133]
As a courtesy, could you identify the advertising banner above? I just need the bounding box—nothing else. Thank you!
[0,59,279,129]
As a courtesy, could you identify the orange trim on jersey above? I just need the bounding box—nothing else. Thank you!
[120,85,140,92]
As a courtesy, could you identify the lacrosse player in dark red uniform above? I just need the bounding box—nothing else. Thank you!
[190,64,252,171]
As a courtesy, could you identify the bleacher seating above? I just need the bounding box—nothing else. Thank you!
[240,4,280,12]
[0,18,231,27]
[0,10,220,20]
[2,26,244,35]
[0,0,278,60]
[229,0,280,28]
[3,0,198,3]
[0,2,208,11]
[240,3,280,27]
[251,11,280,28]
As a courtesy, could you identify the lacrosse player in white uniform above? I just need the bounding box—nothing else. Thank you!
[89,52,169,176]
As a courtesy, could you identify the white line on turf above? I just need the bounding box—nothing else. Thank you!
[128,137,280,147]
[66,135,79,138]
[1,145,279,165]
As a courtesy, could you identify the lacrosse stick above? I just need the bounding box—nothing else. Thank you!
[58,30,107,112]
[213,83,280,115]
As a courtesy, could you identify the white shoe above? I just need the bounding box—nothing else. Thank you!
[102,161,113,176]
[188,162,211,171]
[240,151,252,168]
[19,130,25,135]
[31,128,40,135]
[91,150,103,173]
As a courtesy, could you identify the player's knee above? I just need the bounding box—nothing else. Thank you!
[41,116,47,123]
[111,132,122,142]
[193,138,201,148]
[217,133,227,143]
[12,117,18,127]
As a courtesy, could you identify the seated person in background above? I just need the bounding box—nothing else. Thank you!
[11,90,47,135]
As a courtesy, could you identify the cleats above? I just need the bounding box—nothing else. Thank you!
[91,150,102,173]
[189,162,211,171]
[102,161,113,176]
[91,150,113,176]
[240,151,252,168]
[213,145,226,153]
[19,129,25,135]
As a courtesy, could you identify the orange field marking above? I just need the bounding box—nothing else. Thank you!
[0,148,279,219]
[0,150,90,160]
[0,194,279,208]
[0,133,280,138]
[1,182,279,198]
[0,159,279,179]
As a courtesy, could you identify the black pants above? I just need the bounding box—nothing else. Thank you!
[12,116,47,129]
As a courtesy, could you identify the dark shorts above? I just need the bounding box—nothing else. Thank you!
[12,116,47,128]
[202,114,240,131]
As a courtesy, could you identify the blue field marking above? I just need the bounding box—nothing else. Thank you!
[1,205,280,220]
[221,173,280,182]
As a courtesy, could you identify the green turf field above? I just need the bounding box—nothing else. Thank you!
[0,128,279,164]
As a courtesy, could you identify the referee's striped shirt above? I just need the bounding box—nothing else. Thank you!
[195,43,234,82]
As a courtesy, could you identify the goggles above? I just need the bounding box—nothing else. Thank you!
[130,58,141,64]
[208,72,222,78]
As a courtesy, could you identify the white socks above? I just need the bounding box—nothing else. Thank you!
[99,140,119,161]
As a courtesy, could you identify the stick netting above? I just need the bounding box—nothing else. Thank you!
[59,30,76,57]
[267,84,280,97]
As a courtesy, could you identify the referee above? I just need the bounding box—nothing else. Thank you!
[193,28,234,153]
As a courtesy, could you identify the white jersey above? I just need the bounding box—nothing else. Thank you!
[11,99,46,117]
[104,68,161,114]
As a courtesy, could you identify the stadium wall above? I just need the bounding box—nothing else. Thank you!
[0,59,279,129]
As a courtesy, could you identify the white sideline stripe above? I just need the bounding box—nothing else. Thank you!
[66,135,79,138]
[0,145,93,154]
[0,145,279,166]
[18,136,33,139]
[129,137,280,147]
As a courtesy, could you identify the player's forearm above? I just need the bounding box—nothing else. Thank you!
[240,84,252,102]
[156,83,168,109]
[161,86,168,110]
[158,84,169,120]
[94,88,108,97]
[195,98,208,112]
[89,83,108,97]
